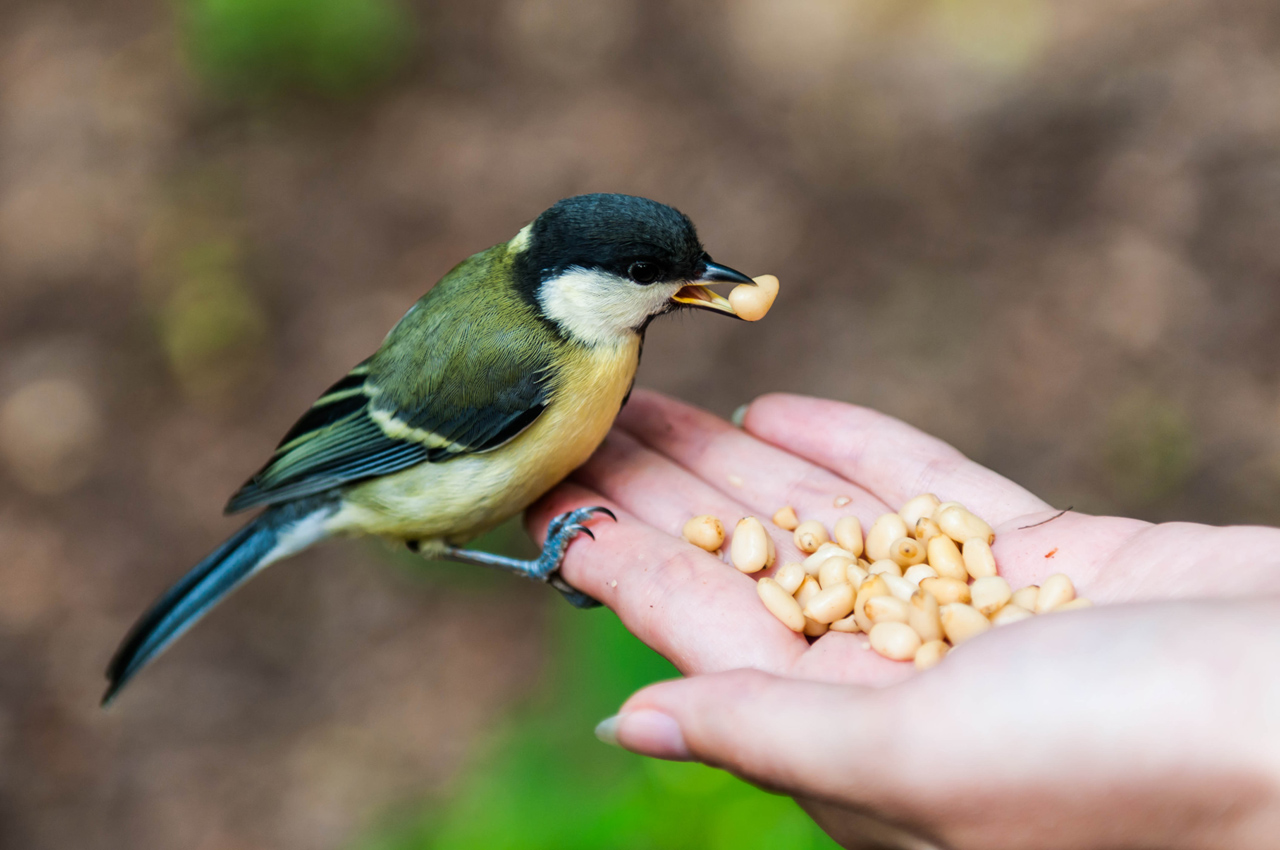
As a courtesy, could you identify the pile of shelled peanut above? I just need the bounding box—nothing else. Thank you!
[681,494,1089,669]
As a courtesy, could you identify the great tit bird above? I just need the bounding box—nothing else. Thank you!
[104,193,757,705]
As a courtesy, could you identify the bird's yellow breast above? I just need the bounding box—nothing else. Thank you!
[327,335,640,546]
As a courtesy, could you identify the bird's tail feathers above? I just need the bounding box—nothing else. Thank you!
[102,500,334,706]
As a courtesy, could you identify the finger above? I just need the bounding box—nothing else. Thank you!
[571,429,806,567]
[526,483,806,676]
[569,433,924,686]
[795,630,917,688]
[617,389,894,535]
[612,669,889,804]
[614,606,1279,850]
[608,645,1006,803]
[606,652,1012,838]
[742,393,1051,526]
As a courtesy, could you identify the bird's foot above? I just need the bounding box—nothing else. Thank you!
[532,505,615,578]
[542,505,613,549]
[535,506,615,608]
[440,506,615,608]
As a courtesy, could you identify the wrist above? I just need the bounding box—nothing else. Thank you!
[1179,598,1280,850]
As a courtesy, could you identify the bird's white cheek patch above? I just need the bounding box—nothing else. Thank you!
[538,268,679,346]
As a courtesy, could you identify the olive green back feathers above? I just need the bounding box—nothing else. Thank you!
[226,244,563,512]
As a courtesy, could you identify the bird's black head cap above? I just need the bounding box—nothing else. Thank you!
[516,194,707,288]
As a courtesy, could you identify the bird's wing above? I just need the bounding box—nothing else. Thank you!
[226,250,561,513]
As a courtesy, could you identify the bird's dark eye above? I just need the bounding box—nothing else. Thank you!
[628,261,661,284]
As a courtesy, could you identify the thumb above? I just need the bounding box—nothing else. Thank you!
[599,670,948,850]
[597,668,883,800]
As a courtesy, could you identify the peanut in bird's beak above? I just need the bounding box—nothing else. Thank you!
[670,260,756,318]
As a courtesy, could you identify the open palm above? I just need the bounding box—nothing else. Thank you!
[529,389,1279,686]
[526,390,1280,850]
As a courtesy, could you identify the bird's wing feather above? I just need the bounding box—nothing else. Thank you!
[226,247,562,513]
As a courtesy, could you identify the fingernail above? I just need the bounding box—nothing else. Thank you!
[594,714,622,746]
[594,710,691,760]
[731,404,749,428]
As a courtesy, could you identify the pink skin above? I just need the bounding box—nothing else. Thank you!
[527,390,1280,850]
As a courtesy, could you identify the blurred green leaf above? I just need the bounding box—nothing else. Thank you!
[153,232,268,403]
[180,0,413,98]
[930,0,1050,72]
[1104,389,1197,506]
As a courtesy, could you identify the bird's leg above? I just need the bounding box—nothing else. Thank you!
[439,506,615,609]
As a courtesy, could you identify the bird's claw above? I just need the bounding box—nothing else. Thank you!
[537,506,615,608]
[546,505,615,540]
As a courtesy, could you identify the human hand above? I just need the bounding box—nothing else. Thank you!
[527,390,1280,849]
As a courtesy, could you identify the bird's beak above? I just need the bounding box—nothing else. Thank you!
[670,260,755,317]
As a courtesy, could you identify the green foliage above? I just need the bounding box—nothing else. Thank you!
[357,598,838,850]
[160,237,266,379]
[142,172,269,405]
[180,0,412,98]
[1104,389,1198,506]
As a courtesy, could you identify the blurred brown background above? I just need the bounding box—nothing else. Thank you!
[3,0,1280,847]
